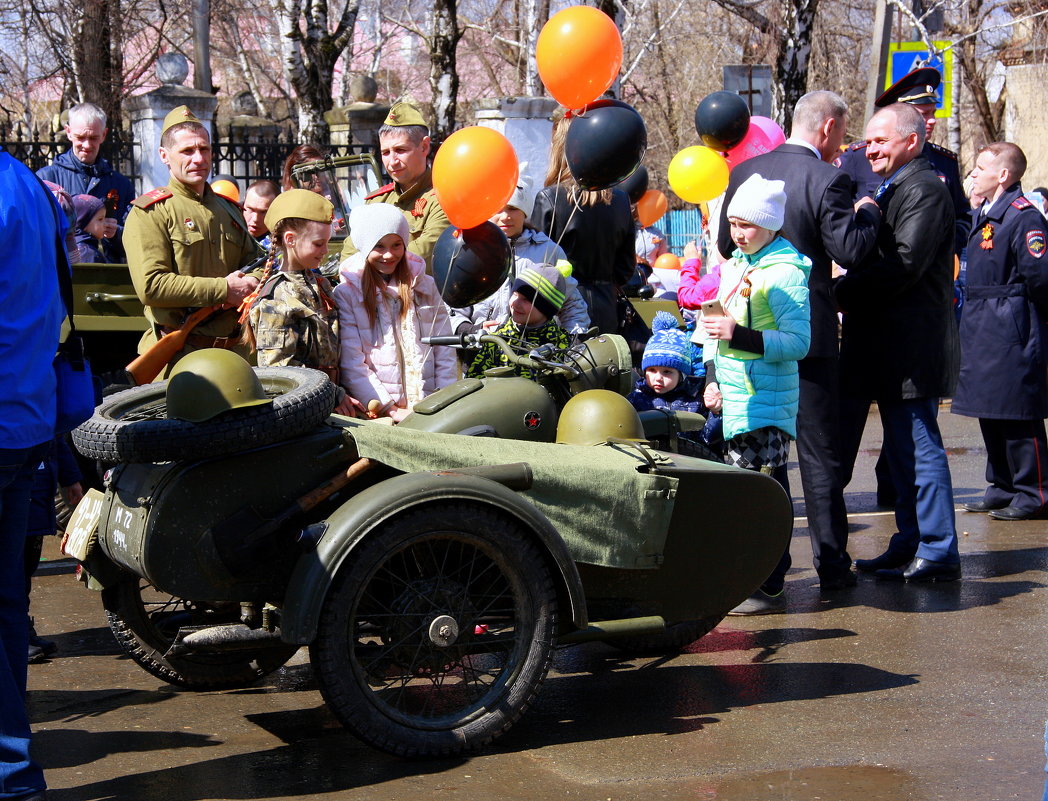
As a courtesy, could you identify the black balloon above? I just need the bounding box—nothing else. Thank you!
[694,91,750,151]
[614,164,649,204]
[432,221,513,307]
[565,99,647,191]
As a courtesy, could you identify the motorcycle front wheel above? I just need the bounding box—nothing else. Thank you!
[310,502,558,758]
[102,577,299,690]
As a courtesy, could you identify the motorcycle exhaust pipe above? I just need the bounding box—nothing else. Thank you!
[556,616,666,644]
[166,624,288,656]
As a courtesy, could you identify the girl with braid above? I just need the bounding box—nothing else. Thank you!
[245,189,356,415]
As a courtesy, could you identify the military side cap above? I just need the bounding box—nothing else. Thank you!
[384,101,427,129]
[264,188,334,231]
[876,67,941,107]
[162,105,202,136]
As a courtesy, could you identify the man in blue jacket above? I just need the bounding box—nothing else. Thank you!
[37,102,134,260]
[0,151,66,800]
[953,142,1048,520]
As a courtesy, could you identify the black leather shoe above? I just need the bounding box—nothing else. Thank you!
[963,500,1008,513]
[855,551,913,573]
[819,571,858,591]
[876,556,961,582]
[988,505,1041,521]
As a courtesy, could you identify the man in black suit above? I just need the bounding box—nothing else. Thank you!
[835,103,961,582]
[717,91,881,613]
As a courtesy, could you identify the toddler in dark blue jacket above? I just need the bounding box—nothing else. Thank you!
[627,311,722,458]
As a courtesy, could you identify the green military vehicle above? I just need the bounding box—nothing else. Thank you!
[64,332,791,758]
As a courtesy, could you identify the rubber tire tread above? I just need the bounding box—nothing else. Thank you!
[608,614,725,654]
[310,503,557,758]
[72,367,336,463]
[101,577,298,690]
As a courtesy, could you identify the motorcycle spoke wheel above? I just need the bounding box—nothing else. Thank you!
[311,503,557,757]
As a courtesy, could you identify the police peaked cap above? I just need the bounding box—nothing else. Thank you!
[875,67,941,107]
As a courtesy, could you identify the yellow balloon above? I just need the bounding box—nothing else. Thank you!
[667,146,729,204]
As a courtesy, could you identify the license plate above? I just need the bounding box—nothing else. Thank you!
[63,488,105,561]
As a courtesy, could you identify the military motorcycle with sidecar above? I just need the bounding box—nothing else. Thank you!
[65,332,791,758]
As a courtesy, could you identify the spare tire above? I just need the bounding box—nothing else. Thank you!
[72,366,336,463]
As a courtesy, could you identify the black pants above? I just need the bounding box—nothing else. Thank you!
[795,357,852,580]
[979,417,1048,513]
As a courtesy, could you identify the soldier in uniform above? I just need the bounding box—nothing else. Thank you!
[836,67,969,254]
[953,142,1048,520]
[339,101,450,269]
[124,105,262,370]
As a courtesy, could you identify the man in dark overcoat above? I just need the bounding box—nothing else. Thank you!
[953,142,1048,520]
[835,103,961,582]
[716,90,881,612]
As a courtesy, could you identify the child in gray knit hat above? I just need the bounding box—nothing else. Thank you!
[466,263,572,380]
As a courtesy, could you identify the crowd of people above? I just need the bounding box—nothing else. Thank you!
[4,63,1048,798]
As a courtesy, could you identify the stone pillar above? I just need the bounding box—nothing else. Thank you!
[474,97,558,196]
[126,53,218,193]
[325,75,390,149]
[1005,64,1048,190]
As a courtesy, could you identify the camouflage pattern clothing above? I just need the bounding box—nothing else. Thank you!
[249,270,341,379]
[466,318,571,380]
[339,168,450,269]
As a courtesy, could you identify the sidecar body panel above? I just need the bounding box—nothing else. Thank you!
[280,469,588,644]
[96,425,361,600]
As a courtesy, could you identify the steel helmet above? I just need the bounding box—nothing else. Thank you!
[166,349,272,422]
[556,389,647,446]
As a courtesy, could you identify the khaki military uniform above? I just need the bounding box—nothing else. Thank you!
[339,168,450,269]
[249,270,341,380]
[124,180,261,359]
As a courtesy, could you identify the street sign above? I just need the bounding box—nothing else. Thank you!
[885,41,954,117]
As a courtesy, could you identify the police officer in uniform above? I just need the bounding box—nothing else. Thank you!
[953,142,1048,520]
[339,101,450,269]
[836,67,969,254]
[124,106,262,369]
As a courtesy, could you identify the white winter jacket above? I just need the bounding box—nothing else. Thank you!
[335,251,457,409]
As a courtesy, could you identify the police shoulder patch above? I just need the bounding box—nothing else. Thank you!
[365,182,395,201]
[1012,196,1034,211]
[848,141,868,152]
[132,188,172,209]
[1026,229,1046,258]
[927,142,958,160]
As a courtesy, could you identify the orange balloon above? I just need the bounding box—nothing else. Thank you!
[654,252,681,271]
[636,189,668,227]
[211,179,240,203]
[537,6,623,109]
[433,127,519,229]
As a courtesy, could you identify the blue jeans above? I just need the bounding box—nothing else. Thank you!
[0,443,49,799]
[878,399,960,564]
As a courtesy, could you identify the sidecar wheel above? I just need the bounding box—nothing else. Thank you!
[102,577,299,690]
[607,614,725,654]
[310,503,557,758]
[72,366,336,463]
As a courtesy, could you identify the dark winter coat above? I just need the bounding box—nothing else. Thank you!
[627,375,706,414]
[836,155,959,401]
[953,183,1048,420]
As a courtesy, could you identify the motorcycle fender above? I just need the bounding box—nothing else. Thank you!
[280,470,587,644]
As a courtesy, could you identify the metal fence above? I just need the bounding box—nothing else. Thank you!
[210,133,379,189]
[1,124,139,187]
[657,208,706,256]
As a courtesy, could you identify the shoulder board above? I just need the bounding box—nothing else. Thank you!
[1012,196,1034,210]
[847,141,868,152]
[365,182,395,201]
[927,142,958,160]
[132,188,172,209]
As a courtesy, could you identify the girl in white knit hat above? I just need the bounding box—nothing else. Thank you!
[335,203,457,421]
[701,172,812,615]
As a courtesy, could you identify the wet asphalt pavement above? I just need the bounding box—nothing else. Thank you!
[25,405,1048,801]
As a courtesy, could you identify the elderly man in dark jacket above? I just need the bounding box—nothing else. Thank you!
[953,142,1048,520]
[835,103,961,582]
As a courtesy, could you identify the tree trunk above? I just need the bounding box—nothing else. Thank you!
[76,0,116,121]
[430,0,461,141]
[774,0,818,130]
